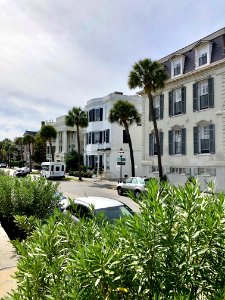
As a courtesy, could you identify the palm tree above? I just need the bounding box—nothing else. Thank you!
[109,100,140,177]
[23,134,35,172]
[15,137,24,162]
[2,139,12,167]
[65,107,88,181]
[40,125,57,162]
[128,58,167,180]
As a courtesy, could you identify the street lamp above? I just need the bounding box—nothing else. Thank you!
[118,148,124,182]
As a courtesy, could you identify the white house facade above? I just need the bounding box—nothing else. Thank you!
[84,92,143,180]
[44,116,83,162]
[142,27,225,192]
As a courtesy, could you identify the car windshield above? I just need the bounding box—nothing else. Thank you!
[95,205,134,220]
[42,165,50,171]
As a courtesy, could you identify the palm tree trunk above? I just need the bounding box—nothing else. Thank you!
[148,93,163,180]
[125,124,135,177]
[49,140,54,162]
[77,125,82,181]
[28,144,32,172]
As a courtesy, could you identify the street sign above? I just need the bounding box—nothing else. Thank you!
[117,157,126,162]
[117,161,125,165]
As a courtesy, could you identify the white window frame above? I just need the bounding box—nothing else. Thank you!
[153,95,160,119]
[195,43,212,69]
[199,125,210,154]
[173,88,182,115]
[171,56,185,78]
[174,129,182,154]
[198,80,209,110]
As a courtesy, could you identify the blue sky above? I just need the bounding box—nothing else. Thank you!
[0,0,225,141]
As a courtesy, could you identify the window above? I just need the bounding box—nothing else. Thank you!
[193,77,214,111]
[170,56,185,78]
[195,43,212,69]
[103,129,110,143]
[149,94,164,121]
[149,132,163,156]
[169,87,186,116]
[92,131,103,144]
[169,128,186,155]
[194,168,216,176]
[193,124,215,154]
[88,108,103,122]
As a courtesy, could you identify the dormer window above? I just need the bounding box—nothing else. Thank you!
[194,41,212,69]
[170,55,185,78]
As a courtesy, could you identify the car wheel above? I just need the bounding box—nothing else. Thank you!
[135,190,141,198]
[117,187,123,196]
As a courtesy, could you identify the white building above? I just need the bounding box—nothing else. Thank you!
[44,115,83,162]
[84,92,143,180]
[142,27,225,192]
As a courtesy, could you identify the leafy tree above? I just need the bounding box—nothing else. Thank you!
[65,150,83,172]
[40,125,57,162]
[109,100,140,177]
[15,137,24,162]
[128,58,167,180]
[32,133,46,164]
[23,134,35,172]
[65,107,88,181]
[2,138,13,166]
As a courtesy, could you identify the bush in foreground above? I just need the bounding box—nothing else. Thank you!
[6,180,225,299]
[0,174,59,240]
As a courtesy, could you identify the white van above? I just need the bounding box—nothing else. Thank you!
[41,162,65,179]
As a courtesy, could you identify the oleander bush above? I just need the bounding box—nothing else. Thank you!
[6,180,225,299]
[0,174,60,240]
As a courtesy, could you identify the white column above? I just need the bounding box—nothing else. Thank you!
[63,131,67,153]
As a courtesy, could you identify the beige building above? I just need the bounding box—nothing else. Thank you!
[142,27,225,192]
[45,115,83,162]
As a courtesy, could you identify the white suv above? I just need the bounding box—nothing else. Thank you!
[117,177,149,197]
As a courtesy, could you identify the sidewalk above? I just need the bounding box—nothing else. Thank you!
[0,224,18,299]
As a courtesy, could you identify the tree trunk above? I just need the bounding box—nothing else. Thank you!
[77,125,82,181]
[148,93,163,180]
[125,124,135,177]
[28,144,32,172]
[49,140,54,162]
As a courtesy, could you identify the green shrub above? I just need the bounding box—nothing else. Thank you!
[0,175,60,240]
[8,180,225,299]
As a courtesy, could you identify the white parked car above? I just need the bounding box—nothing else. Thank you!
[117,177,150,197]
[59,196,134,222]
[20,167,31,174]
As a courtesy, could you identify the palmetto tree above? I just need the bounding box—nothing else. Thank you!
[109,100,140,177]
[23,134,35,172]
[128,58,167,180]
[40,125,57,162]
[15,137,24,161]
[65,107,88,181]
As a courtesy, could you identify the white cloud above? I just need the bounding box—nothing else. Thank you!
[0,0,225,140]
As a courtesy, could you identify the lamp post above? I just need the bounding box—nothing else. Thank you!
[118,148,124,182]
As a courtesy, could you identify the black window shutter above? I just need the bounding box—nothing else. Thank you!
[100,108,103,121]
[89,110,92,122]
[181,128,186,155]
[92,132,94,144]
[149,134,153,156]
[193,83,198,111]
[107,129,110,143]
[160,94,164,119]
[160,131,163,156]
[208,77,214,108]
[169,91,173,116]
[168,130,173,155]
[193,126,199,154]
[181,86,186,114]
[209,124,215,154]
[99,131,103,143]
